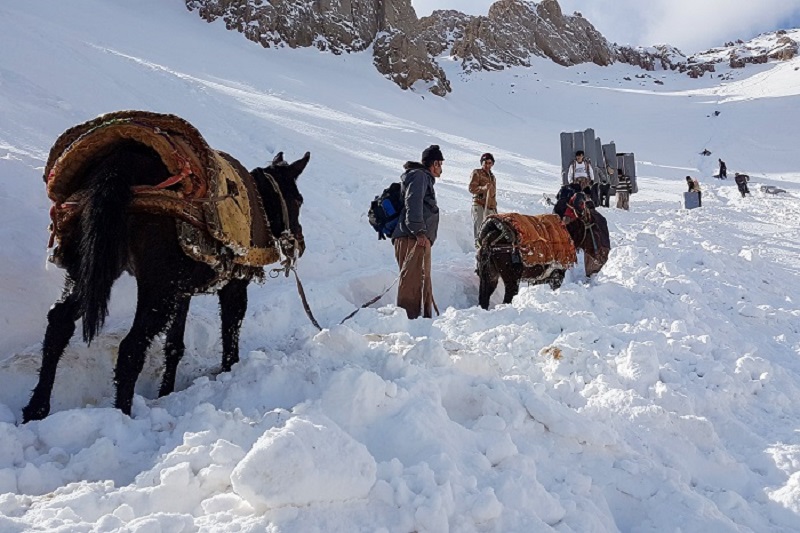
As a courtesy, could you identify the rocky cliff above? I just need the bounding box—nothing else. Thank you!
[185,0,798,96]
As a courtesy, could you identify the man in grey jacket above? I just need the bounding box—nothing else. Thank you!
[391,145,442,319]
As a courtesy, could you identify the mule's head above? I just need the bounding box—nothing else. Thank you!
[252,151,310,257]
[568,192,588,220]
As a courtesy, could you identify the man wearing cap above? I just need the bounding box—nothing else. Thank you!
[391,145,442,319]
[468,153,497,245]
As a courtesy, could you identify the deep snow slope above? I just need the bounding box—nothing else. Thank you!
[1,1,800,532]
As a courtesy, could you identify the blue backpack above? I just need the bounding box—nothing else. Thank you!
[368,182,403,240]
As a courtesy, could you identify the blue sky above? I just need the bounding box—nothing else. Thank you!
[411,0,800,53]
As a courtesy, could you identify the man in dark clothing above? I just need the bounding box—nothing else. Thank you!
[734,172,750,197]
[718,159,727,179]
[391,145,442,319]
[616,169,632,210]
[598,175,611,208]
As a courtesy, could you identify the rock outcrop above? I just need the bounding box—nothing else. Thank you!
[616,30,798,78]
[185,0,799,95]
[186,0,617,95]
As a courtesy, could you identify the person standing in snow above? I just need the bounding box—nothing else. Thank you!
[686,175,702,207]
[718,159,727,179]
[616,169,632,210]
[734,172,750,197]
[468,152,497,246]
[567,150,594,200]
[391,145,442,319]
[598,173,611,208]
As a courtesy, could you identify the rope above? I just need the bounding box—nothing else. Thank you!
[291,267,322,331]
[340,242,419,325]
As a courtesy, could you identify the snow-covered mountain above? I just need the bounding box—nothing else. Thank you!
[1,1,800,531]
[186,0,799,92]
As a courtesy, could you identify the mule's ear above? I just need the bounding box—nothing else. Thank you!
[272,152,285,165]
[289,152,311,179]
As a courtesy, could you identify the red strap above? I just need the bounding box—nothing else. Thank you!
[131,157,192,193]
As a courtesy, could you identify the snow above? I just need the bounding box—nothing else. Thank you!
[1,0,800,531]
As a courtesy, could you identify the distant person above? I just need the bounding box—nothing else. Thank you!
[598,173,611,208]
[468,152,497,246]
[686,175,702,207]
[391,145,442,319]
[616,169,632,210]
[734,172,750,197]
[718,159,727,179]
[566,150,594,200]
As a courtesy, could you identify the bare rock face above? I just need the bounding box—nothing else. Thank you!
[185,0,798,94]
[186,0,620,95]
[372,30,451,96]
[616,44,685,71]
[769,35,798,60]
[421,0,614,72]
[185,0,449,95]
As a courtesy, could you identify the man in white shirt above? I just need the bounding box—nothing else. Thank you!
[566,150,594,195]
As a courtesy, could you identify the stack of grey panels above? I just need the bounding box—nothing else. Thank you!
[601,142,618,191]
[616,152,638,194]
[560,128,599,186]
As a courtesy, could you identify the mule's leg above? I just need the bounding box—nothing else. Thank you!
[158,296,190,398]
[548,269,566,290]
[219,279,248,372]
[22,289,81,422]
[115,288,178,415]
[584,247,609,277]
[500,263,522,305]
[478,257,500,310]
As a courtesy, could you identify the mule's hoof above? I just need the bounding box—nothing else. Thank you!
[22,404,49,423]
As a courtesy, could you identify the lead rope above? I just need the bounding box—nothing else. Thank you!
[260,170,323,330]
[419,245,440,318]
[339,242,419,325]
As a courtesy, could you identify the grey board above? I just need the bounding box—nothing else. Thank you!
[594,137,607,184]
[602,142,618,189]
[560,129,599,186]
[616,152,638,194]
[684,191,701,209]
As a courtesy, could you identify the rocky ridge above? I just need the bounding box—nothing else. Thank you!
[185,0,798,95]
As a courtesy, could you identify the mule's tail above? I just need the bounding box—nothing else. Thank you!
[76,154,135,343]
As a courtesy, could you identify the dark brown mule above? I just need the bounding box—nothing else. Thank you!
[23,142,309,422]
[477,200,610,309]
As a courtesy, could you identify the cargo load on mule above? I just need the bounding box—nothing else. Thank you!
[44,110,283,275]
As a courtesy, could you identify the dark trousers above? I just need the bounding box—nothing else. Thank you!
[599,183,610,207]
[394,236,433,319]
[590,183,601,207]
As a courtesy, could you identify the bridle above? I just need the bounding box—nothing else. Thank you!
[256,169,303,275]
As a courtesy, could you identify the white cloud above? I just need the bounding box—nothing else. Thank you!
[411,0,800,52]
